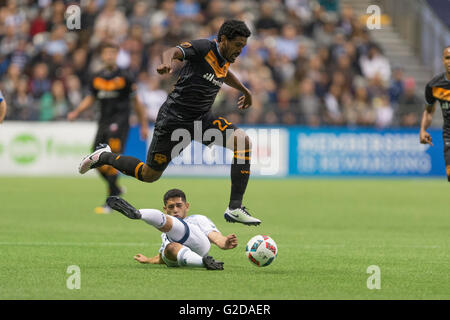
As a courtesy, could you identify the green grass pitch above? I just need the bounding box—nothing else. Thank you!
[1,176,450,299]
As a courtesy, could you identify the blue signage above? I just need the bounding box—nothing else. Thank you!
[289,127,445,177]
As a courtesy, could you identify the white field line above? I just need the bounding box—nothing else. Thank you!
[0,242,442,249]
[0,241,159,247]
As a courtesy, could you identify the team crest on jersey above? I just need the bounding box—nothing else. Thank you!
[180,42,192,48]
[154,154,167,165]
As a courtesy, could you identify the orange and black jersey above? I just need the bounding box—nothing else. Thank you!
[89,68,135,125]
[168,38,230,121]
[425,73,450,138]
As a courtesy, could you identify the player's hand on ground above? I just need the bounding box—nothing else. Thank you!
[420,130,433,146]
[134,253,149,264]
[224,234,238,249]
[237,91,252,109]
[157,63,172,74]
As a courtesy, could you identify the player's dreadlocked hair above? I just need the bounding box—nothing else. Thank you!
[163,189,187,205]
[217,19,251,42]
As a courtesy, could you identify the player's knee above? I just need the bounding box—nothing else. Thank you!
[164,242,182,261]
[141,165,163,183]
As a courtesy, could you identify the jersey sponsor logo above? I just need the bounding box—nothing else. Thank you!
[180,41,192,48]
[97,91,120,99]
[202,73,223,87]
[441,101,450,110]
[93,76,126,91]
[204,50,229,78]
[432,87,450,102]
[154,153,167,165]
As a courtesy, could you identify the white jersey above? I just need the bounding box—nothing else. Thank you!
[159,214,219,262]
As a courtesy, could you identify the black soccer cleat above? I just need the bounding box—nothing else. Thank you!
[202,255,224,270]
[106,196,142,219]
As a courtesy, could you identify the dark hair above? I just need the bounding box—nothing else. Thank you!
[217,19,251,42]
[163,189,186,205]
[100,42,119,52]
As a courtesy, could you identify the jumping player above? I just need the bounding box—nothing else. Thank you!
[78,20,261,225]
[420,46,450,178]
[108,189,238,270]
[68,42,148,214]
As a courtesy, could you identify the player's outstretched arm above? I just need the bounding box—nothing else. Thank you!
[156,47,184,75]
[224,70,252,109]
[419,104,436,146]
[134,253,165,264]
[0,100,7,123]
[67,95,95,121]
[208,232,238,250]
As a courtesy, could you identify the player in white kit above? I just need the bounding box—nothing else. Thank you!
[107,189,238,270]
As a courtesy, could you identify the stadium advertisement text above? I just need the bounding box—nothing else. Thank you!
[0,122,445,177]
[0,122,96,176]
[289,127,445,177]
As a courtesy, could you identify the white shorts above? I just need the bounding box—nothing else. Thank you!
[160,218,212,267]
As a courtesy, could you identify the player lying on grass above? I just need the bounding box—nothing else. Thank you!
[107,188,238,270]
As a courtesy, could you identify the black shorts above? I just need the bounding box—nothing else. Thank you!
[146,104,238,171]
[93,122,129,154]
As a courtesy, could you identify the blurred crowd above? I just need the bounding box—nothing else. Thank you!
[0,0,424,127]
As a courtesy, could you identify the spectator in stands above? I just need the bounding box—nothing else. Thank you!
[359,44,391,84]
[255,1,280,36]
[297,78,321,126]
[39,79,68,121]
[323,83,345,125]
[129,1,151,30]
[275,23,303,61]
[388,66,405,108]
[137,75,168,123]
[92,0,129,46]
[44,24,68,57]
[9,75,37,120]
[318,0,339,12]
[395,77,422,127]
[0,0,419,129]
[1,63,21,101]
[343,81,375,126]
[30,62,51,99]
[66,74,82,112]
[373,94,393,128]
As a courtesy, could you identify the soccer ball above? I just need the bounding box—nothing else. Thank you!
[245,235,278,267]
